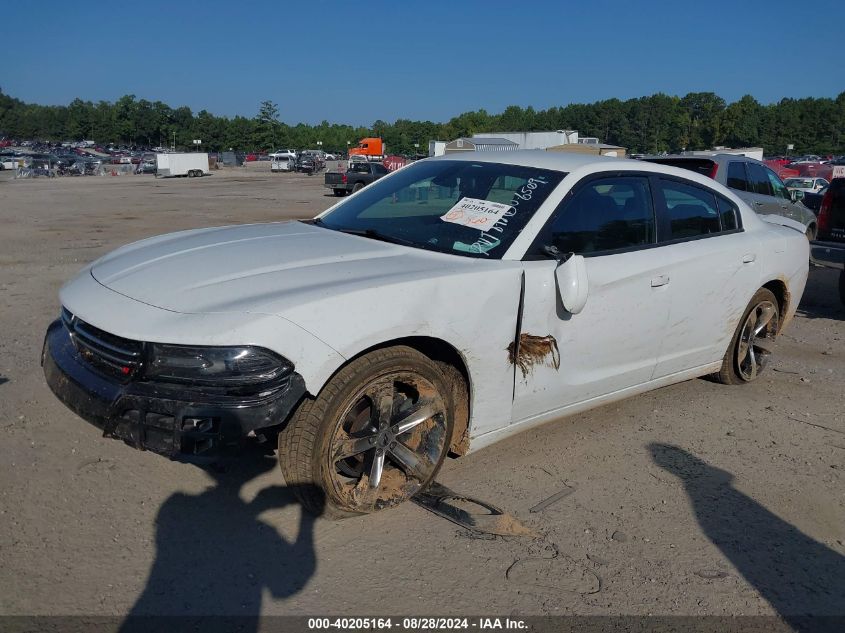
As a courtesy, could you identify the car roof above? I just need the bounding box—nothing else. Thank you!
[641,153,764,165]
[427,149,628,172]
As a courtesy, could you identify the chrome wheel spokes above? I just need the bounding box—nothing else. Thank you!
[328,372,447,509]
[736,300,777,382]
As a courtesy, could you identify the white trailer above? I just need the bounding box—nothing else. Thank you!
[155,153,209,178]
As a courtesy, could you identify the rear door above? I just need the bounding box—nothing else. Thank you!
[745,162,782,217]
[651,176,760,377]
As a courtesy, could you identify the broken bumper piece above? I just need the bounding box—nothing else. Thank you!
[41,319,306,458]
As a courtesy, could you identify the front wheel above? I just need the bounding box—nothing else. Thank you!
[805,224,817,241]
[714,288,780,385]
[278,346,454,518]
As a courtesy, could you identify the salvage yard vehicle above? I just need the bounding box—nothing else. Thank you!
[42,152,809,517]
[810,178,845,305]
[155,152,209,178]
[324,160,390,195]
[642,154,819,240]
[271,155,294,172]
[784,176,829,194]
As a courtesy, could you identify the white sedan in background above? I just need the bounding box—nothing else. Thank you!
[784,176,829,194]
[43,152,809,517]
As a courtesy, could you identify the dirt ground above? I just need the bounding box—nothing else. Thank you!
[0,166,843,620]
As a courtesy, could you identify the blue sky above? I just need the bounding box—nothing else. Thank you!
[3,0,843,125]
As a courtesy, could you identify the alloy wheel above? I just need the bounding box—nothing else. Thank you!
[736,300,778,381]
[326,371,448,511]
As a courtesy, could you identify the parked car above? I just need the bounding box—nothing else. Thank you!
[324,161,390,195]
[271,155,294,172]
[809,178,845,306]
[0,156,22,170]
[784,177,829,194]
[802,186,827,213]
[42,152,809,517]
[642,154,819,239]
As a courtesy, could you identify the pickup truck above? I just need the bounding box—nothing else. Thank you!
[324,161,390,196]
[809,177,845,305]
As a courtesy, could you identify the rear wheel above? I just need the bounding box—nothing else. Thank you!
[714,288,780,385]
[333,189,346,197]
[187,170,195,178]
[352,182,364,193]
[278,346,454,518]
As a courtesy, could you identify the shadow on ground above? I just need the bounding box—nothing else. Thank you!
[797,266,844,321]
[119,452,323,632]
[650,443,845,629]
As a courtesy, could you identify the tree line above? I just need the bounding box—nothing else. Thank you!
[1,89,843,156]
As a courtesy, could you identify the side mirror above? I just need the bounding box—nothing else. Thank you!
[555,254,589,314]
[790,189,804,202]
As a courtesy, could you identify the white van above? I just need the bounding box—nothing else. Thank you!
[271,155,293,172]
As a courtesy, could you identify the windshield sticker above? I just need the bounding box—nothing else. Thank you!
[441,197,513,232]
[465,176,551,255]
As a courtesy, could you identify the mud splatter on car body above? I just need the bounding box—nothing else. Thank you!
[507,334,560,378]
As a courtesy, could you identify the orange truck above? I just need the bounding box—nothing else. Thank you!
[348,137,386,161]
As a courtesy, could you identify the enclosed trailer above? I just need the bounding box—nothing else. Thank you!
[155,153,209,178]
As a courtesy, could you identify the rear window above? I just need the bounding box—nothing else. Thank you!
[645,158,716,177]
[660,179,721,239]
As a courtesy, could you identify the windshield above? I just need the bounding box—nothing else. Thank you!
[316,159,565,258]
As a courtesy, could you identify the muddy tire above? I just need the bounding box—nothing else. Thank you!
[278,346,455,518]
[352,182,364,193]
[714,288,780,385]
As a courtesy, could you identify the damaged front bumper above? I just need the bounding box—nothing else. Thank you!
[41,319,306,458]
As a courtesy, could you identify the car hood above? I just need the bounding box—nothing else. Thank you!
[90,221,467,316]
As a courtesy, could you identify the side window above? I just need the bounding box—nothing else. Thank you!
[659,179,721,239]
[716,194,739,231]
[726,162,749,191]
[537,176,656,255]
[766,168,789,200]
[747,163,772,196]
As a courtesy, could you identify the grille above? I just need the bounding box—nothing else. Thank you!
[62,307,144,380]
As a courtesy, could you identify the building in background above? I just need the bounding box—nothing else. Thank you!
[472,130,578,149]
[443,137,519,154]
[546,142,627,158]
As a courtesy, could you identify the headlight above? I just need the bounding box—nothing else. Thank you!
[145,344,293,386]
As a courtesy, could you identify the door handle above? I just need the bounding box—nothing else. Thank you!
[754,201,765,206]
[651,274,670,287]
[742,253,756,263]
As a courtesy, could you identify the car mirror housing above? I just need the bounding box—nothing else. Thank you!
[555,254,589,314]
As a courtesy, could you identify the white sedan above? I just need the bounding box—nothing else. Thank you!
[784,176,829,194]
[43,152,809,517]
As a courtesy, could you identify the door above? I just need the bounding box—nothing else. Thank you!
[745,162,783,217]
[512,174,670,422]
[650,176,761,377]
